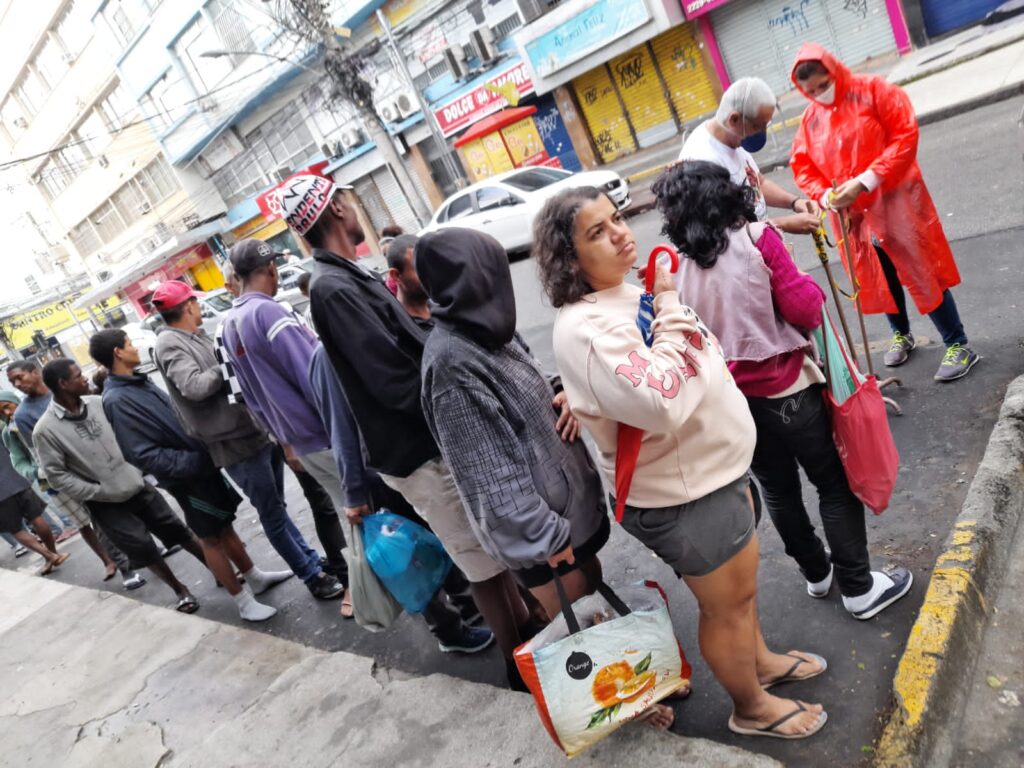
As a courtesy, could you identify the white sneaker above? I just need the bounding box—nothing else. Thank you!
[807,564,833,598]
[843,568,913,620]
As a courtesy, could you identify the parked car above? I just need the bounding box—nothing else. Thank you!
[121,322,159,370]
[419,167,630,255]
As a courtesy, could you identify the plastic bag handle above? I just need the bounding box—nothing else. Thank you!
[552,570,632,636]
[645,245,680,293]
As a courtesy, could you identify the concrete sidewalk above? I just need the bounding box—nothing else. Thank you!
[0,569,778,768]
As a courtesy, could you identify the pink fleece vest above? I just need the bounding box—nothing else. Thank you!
[677,222,810,363]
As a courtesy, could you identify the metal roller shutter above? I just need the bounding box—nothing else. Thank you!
[572,66,637,163]
[609,43,677,147]
[920,0,1004,37]
[711,0,897,95]
[353,176,393,234]
[371,166,422,232]
[650,24,719,126]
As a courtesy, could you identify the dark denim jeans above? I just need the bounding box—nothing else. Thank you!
[875,245,968,347]
[226,444,321,584]
[747,387,874,597]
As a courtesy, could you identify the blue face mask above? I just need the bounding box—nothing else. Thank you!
[741,130,767,153]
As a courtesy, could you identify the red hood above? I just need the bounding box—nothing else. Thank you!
[790,42,851,102]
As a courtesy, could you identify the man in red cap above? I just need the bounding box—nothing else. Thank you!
[151,280,345,601]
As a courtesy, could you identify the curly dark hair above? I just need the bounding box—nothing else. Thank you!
[651,160,757,269]
[533,186,617,308]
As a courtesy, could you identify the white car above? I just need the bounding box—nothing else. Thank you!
[420,167,630,255]
[121,322,159,370]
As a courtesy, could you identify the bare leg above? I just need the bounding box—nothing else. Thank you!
[220,527,255,573]
[13,529,58,567]
[527,557,602,622]
[682,534,824,736]
[198,536,242,596]
[146,558,193,599]
[28,515,58,556]
[469,571,530,659]
[79,524,118,576]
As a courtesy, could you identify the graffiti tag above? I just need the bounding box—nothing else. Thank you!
[768,0,812,37]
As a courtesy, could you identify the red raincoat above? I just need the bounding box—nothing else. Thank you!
[789,43,960,316]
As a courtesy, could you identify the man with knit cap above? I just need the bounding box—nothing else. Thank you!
[152,279,345,601]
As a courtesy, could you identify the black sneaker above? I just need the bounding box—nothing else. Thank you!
[307,572,346,600]
[438,626,494,654]
[844,568,913,620]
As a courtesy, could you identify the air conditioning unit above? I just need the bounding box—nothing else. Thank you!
[137,201,152,215]
[469,26,498,63]
[395,91,417,118]
[340,128,364,150]
[180,213,201,230]
[379,100,401,124]
[61,52,76,64]
[13,117,28,129]
[198,97,217,113]
[97,155,109,169]
[443,45,468,80]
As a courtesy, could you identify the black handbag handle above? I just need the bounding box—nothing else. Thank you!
[552,570,632,636]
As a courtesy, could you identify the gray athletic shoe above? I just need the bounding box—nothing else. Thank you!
[934,344,980,382]
[883,332,915,367]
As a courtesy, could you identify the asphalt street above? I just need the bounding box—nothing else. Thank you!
[4,98,1023,766]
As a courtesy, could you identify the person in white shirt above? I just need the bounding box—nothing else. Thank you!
[679,77,821,235]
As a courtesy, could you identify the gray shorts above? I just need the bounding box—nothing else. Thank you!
[617,476,755,577]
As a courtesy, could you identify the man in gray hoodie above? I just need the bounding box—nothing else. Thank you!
[33,359,204,613]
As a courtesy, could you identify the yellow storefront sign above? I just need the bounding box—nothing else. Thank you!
[501,118,546,166]
[1,295,120,349]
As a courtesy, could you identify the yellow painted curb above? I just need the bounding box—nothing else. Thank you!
[874,520,983,767]
[626,165,670,184]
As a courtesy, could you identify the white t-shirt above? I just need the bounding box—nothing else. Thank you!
[679,121,767,220]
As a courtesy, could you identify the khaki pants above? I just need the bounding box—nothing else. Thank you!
[379,458,505,583]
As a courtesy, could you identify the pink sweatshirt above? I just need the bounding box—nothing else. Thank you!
[728,228,826,397]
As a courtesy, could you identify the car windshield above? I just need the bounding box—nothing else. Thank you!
[502,168,573,191]
[204,292,234,312]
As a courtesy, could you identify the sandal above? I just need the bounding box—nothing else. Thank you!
[339,589,354,619]
[664,682,692,701]
[39,559,57,576]
[728,702,828,740]
[761,652,827,689]
[53,552,70,567]
[175,594,200,614]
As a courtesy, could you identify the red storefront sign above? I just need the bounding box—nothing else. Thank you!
[256,161,331,221]
[681,0,733,19]
[434,62,535,138]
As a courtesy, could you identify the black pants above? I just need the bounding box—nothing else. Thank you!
[875,245,967,346]
[290,455,348,578]
[747,386,873,597]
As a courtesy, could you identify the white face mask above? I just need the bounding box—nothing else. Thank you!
[815,83,836,105]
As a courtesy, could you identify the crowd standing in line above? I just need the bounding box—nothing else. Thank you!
[2,45,971,741]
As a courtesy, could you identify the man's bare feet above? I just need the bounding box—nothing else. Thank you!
[103,562,117,581]
[731,694,825,738]
[53,552,70,567]
[637,703,675,729]
[757,650,827,687]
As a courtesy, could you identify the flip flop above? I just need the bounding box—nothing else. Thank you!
[53,552,70,567]
[39,560,57,576]
[761,652,828,690]
[175,594,200,614]
[339,589,354,620]
[728,702,828,740]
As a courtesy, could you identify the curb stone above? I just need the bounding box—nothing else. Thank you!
[874,375,1024,768]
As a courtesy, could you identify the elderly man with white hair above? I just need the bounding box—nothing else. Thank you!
[679,77,821,235]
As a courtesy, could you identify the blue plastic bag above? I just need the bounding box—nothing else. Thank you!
[362,510,453,614]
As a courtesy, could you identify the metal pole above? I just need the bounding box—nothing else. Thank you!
[376,9,466,189]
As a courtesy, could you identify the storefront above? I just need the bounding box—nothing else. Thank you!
[684,0,911,95]
[432,59,584,181]
[918,0,1004,37]
[0,295,122,359]
[122,242,223,316]
[515,0,721,165]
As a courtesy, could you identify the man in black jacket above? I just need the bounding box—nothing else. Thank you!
[281,175,529,662]
[90,329,291,621]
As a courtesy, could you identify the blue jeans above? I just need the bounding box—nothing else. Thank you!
[226,444,321,584]
[876,245,968,347]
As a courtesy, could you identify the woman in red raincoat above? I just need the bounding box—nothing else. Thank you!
[789,43,979,382]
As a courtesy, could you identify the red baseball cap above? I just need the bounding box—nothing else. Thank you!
[151,280,197,311]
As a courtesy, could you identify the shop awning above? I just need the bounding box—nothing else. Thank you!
[452,106,538,147]
[72,218,227,310]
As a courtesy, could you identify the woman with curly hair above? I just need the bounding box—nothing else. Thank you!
[652,160,911,622]
[535,186,828,740]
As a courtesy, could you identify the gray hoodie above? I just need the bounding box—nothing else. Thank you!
[33,396,145,503]
[154,326,268,468]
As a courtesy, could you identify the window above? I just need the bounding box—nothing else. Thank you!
[503,168,572,191]
[34,37,69,88]
[207,0,255,54]
[97,84,135,131]
[247,105,317,172]
[68,219,102,256]
[14,71,47,117]
[302,83,355,142]
[494,14,523,39]
[112,179,148,221]
[104,0,151,47]
[91,200,128,243]
[138,156,179,203]
[55,2,92,58]
[36,162,69,200]
[174,15,232,93]
[2,98,27,139]
[443,194,473,222]
[76,111,111,156]
[476,187,519,210]
[142,72,190,131]
[426,60,449,82]
[211,153,270,207]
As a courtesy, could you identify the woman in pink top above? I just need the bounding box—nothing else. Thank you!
[536,186,827,740]
[653,161,912,622]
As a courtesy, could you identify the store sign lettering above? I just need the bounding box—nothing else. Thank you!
[434,63,535,137]
[681,0,734,20]
[523,0,650,77]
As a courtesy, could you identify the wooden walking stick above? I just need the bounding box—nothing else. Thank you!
[811,225,859,364]
[828,186,903,415]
